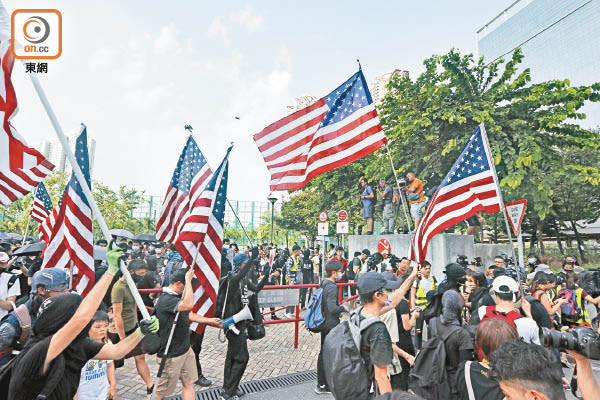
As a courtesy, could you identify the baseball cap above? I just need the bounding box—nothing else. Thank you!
[233,253,249,267]
[358,272,401,295]
[170,268,188,284]
[492,275,519,295]
[31,268,69,293]
[362,249,370,256]
[0,252,9,263]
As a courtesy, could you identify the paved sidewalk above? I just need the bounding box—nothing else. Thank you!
[116,320,320,399]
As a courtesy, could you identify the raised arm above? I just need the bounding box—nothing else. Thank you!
[177,268,195,312]
[94,317,159,360]
[44,245,124,373]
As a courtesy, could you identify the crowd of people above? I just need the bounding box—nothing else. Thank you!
[2,232,600,399]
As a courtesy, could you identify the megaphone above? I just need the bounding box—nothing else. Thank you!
[221,305,253,335]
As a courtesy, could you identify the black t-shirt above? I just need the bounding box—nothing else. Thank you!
[155,291,191,358]
[358,314,393,390]
[395,299,413,349]
[8,335,104,400]
[438,322,474,371]
[456,361,504,400]
[138,271,159,308]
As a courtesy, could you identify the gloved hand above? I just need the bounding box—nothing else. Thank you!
[262,264,271,277]
[251,246,259,260]
[136,316,159,338]
[106,241,125,275]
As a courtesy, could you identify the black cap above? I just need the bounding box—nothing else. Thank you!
[171,268,187,284]
[358,272,401,295]
[362,249,370,256]
[325,260,343,273]
[444,263,466,279]
[292,245,301,251]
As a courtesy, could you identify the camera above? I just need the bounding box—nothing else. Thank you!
[541,326,600,360]
[472,257,482,268]
[456,255,469,269]
[366,252,384,271]
[578,269,600,298]
[397,178,407,186]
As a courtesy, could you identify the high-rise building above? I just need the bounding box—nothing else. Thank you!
[477,0,600,129]
[370,69,408,105]
[38,130,96,175]
[286,95,317,114]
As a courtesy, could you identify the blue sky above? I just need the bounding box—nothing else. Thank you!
[7,0,514,201]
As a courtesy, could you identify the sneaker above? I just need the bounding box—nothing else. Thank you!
[220,396,239,400]
[237,389,245,397]
[315,385,331,394]
[195,375,212,387]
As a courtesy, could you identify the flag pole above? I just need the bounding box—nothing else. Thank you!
[20,185,37,246]
[384,141,416,259]
[478,124,520,281]
[185,127,254,247]
[26,71,150,320]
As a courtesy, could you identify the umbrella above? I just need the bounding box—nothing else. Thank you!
[94,245,107,261]
[12,241,45,256]
[0,233,8,239]
[134,233,156,242]
[6,233,23,240]
[109,228,134,240]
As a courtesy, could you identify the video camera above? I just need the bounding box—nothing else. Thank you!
[456,255,469,269]
[578,269,600,298]
[366,252,384,272]
[541,326,600,360]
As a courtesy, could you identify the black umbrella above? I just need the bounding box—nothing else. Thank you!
[134,233,156,242]
[12,241,45,256]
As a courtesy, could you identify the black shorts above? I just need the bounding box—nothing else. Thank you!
[465,215,481,227]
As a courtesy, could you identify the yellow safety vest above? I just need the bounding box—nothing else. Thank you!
[416,277,436,308]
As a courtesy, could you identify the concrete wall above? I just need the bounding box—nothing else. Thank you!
[349,233,512,281]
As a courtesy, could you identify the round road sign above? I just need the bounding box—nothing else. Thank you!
[337,210,348,222]
[319,211,329,222]
[378,238,391,258]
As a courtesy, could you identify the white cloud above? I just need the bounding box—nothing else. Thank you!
[230,6,263,33]
[154,23,182,56]
[208,15,228,39]
[207,6,264,39]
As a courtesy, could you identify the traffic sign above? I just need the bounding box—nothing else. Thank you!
[319,211,329,222]
[318,222,329,236]
[337,210,348,222]
[378,238,391,258]
[336,221,349,234]
[505,200,527,236]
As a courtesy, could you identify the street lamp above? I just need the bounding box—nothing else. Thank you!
[268,197,277,244]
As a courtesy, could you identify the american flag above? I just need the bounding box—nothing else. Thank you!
[254,69,387,191]
[174,146,231,333]
[0,41,53,205]
[155,136,212,243]
[30,182,52,224]
[42,126,94,296]
[411,124,502,264]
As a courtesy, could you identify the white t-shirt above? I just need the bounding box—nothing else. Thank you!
[413,276,434,295]
[477,306,540,345]
[0,272,21,320]
[77,353,113,400]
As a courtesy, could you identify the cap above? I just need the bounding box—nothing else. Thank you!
[362,249,370,256]
[0,252,9,263]
[325,260,343,273]
[233,253,249,267]
[292,245,301,251]
[358,272,401,295]
[170,268,187,284]
[31,268,69,293]
[444,263,466,279]
[492,275,519,294]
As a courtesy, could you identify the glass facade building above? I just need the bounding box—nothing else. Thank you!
[477,0,600,129]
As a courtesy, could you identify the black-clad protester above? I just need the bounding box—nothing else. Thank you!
[456,318,517,400]
[218,249,268,400]
[315,260,348,395]
[1,244,159,400]
[154,268,220,400]
[300,249,314,309]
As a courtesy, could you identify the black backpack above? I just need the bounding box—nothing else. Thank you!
[422,287,444,322]
[409,317,460,400]
[323,308,383,399]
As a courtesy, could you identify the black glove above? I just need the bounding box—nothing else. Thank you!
[262,264,271,276]
[251,246,259,260]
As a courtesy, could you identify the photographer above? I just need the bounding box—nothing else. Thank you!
[360,178,375,235]
[403,172,425,229]
[377,179,395,234]
[0,252,20,320]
